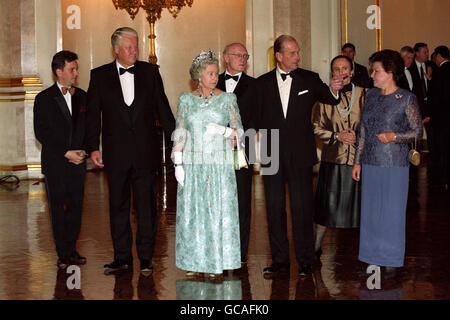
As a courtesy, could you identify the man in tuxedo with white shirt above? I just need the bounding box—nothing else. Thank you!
[216,43,255,266]
[85,27,175,276]
[411,43,434,156]
[251,35,343,276]
[342,43,372,88]
[33,50,88,269]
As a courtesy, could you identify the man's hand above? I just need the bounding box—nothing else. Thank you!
[330,74,344,96]
[90,150,104,168]
[65,150,86,165]
[422,116,430,124]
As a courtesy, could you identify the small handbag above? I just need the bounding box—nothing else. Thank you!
[408,137,420,166]
[234,135,249,170]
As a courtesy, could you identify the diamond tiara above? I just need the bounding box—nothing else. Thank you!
[192,49,216,66]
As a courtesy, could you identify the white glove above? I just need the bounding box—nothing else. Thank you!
[175,166,185,187]
[205,122,233,138]
[173,151,184,186]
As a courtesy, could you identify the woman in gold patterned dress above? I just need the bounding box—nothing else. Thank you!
[312,55,367,258]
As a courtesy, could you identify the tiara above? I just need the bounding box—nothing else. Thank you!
[192,49,216,66]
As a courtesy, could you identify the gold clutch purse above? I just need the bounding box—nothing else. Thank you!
[234,136,248,170]
[408,137,420,166]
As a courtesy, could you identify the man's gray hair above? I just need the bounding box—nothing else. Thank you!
[400,46,414,57]
[111,27,138,47]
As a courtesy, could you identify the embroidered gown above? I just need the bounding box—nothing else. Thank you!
[173,92,243,274]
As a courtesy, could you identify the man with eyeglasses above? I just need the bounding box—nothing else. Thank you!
[217,43,255,268]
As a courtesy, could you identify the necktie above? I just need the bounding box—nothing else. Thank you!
[119,66,135,75]
[61,86,75,95]
[225,74,239,82]
[420,64,427,96]
[280,72,291,81]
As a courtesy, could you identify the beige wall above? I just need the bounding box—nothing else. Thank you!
[61,0,246,114]
[382,0,450,52]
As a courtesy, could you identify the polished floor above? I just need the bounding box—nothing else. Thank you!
[0,160,449,300]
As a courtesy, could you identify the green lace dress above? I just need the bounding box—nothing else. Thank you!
[172,92,243,274]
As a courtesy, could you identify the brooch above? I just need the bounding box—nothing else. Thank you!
[395,94,403,99]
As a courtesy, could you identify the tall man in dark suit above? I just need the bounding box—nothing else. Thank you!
[429,46,450,189]
[410,43,434,157]
[85,27,175,276]
[216,43,255,266]
[34,50,88,269]
[342,43,372,88]
[252,35,343,276]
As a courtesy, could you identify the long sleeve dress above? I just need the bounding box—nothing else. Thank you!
[172,92,243,274]
[355,87,423,267]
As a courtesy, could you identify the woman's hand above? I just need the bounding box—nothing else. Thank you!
[337,128,356,145]
[352,164,361,181]
[376,132,396,144]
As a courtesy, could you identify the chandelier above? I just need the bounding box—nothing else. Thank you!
[112,0,194,64]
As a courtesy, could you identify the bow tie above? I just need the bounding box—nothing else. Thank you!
[61,86,75,95]
[119,66,135,75]
[225,74,239,82]
[280,72,292,81]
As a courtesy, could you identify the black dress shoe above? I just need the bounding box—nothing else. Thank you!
[298,264,312,276]
[104,260,131,275]
[70,252,87,265]
[383,267,397,279]
[57,258,69,269]
[263,263,290,274]
[140,260,154,277]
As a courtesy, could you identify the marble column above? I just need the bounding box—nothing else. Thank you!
[0,0,61,179]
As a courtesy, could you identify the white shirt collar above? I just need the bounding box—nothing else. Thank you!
[440,60,449,67]
[56,81,70,94]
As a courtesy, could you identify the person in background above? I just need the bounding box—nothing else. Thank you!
[342,43,372,88]
[217,43,255,267]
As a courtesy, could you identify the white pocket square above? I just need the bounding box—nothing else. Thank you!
[298,90,309,96]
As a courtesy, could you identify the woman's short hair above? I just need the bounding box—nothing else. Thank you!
[111,27,138,48]
[189,50,219,82]
[369,49,405,84]
[330,55,354,71]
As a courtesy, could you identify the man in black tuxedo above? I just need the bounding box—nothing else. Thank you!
[429,46,450,189]
[399,46,415,92]
[34,50,87,269]
[342,43,372,88]
[85,27,175,276]
[216,43,255,266]
[252,35,343,276]
[411,43,434,156]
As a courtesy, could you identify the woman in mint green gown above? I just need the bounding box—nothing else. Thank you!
[172,50,243,278]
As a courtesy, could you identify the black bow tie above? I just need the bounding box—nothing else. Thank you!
[225,74,239,82]
[280,72,292,81]
[119,66,135,75]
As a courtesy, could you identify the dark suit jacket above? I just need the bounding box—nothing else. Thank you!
[217,72,256,160]
[252,68,340,167]
[429,61,450,123]
[85,60,175,170]
[398,68,413,92]
[33,83,87,176]
[409,60,430,118]
[217,72,255,129]
[353,62,371,88]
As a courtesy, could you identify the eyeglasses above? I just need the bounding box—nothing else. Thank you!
[227,53,250,60]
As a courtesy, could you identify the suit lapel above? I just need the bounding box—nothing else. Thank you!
[51,83,73,145]
[286,69,305,120]
[131,62,145,124]
[233,73,248,98]
[217,72,226,92]
[267,69,286,122]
